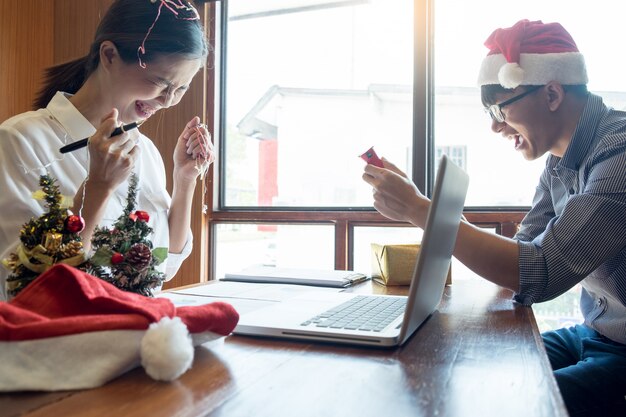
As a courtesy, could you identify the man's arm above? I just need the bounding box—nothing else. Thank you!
[454,221,520,292]
[363,159,520,292]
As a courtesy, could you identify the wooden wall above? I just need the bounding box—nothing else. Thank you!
[0,0,211,288]
[0,0,54,121]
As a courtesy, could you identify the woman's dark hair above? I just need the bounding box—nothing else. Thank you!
[34,0,207,109]
[481,83,589,107]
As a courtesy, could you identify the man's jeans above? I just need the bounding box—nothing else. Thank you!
[543,324,626,417]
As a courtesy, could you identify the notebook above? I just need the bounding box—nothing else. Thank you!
[222,266,369,288]
[234,155,469,347]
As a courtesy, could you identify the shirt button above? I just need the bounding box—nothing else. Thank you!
[597,299,603,307]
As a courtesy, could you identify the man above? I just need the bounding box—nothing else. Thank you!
[363,19,626,417]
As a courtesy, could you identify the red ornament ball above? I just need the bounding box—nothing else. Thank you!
[65,214,85,233]
[135,210,150,222]
[111,252,124,265]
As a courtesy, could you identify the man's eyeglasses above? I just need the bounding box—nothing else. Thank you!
[485,85,543,123]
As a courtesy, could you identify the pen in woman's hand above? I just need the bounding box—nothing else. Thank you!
[59,120,144,154]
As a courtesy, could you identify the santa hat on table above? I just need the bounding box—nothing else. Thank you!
[477,19,588,89]
[0,264,239,391]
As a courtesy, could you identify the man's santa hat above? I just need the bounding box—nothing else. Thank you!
[0,264,239,391]
[477,19,588,89]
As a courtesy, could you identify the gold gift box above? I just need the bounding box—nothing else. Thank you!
[371,243,451,286]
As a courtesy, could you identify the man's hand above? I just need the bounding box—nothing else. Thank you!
[362,158,430,228]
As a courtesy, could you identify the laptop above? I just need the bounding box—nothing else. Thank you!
[234,155,469,347]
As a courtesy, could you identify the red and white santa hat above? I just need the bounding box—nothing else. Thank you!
[0,264,239,391]
[477,19,588,89]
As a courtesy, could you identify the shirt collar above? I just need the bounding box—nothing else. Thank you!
[558,93,606,171]
[46,92,96,141]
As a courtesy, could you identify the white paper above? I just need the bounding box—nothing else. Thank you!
[168,280,342,301]
[159,281,343,316]
[158,292,273,315]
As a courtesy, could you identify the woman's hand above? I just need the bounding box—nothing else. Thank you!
[362,158,430,228]
[173,116,215,182]
[72,109,138,252]
[87,108,139,190]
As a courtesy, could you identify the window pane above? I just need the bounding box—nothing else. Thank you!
[532,284,584,333]
[434,0,626,206]
[214,223,335,278]
[224,0,413,207]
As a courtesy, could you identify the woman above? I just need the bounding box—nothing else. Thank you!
[0,0,214,300]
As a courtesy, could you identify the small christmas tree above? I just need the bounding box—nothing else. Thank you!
[2,174,86,297]
[86,173,167,297]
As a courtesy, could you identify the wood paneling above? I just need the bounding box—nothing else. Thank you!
[53,0,113,63]
[0,0,54,122]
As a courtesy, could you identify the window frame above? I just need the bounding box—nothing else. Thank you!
[204,0,527,281]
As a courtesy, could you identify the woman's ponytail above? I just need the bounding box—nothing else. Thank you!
[33,56,89,109]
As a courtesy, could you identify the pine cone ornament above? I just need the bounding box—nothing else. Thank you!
[127,243,152,271]
[87,173,167,297]
[60,241,84,258]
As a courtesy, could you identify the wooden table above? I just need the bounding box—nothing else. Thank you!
[1,278,568,417]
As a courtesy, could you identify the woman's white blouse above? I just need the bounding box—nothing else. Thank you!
[0,92,192,301]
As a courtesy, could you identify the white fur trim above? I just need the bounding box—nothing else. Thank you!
[477,52,587,87]
[498,62,525,89]
[140,316,194,381]
[0,324,223,391]
[0,330,144,391]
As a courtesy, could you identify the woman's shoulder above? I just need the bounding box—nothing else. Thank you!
[1,109,55,138]
[0,110,68,167]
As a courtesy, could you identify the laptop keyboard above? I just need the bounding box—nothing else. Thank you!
[300,295,406,332]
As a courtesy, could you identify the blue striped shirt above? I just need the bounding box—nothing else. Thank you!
[514,93,626,344]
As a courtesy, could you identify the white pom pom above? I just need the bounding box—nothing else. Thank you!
[498,62,524,89]
[140,316,194,381]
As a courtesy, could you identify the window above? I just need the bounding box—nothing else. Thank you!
[222,0,413,208]
[209,0,626,324]
[214,223,335,279]
[209,0,415,279]
[435,145,466,171]
[212,0,419,280]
